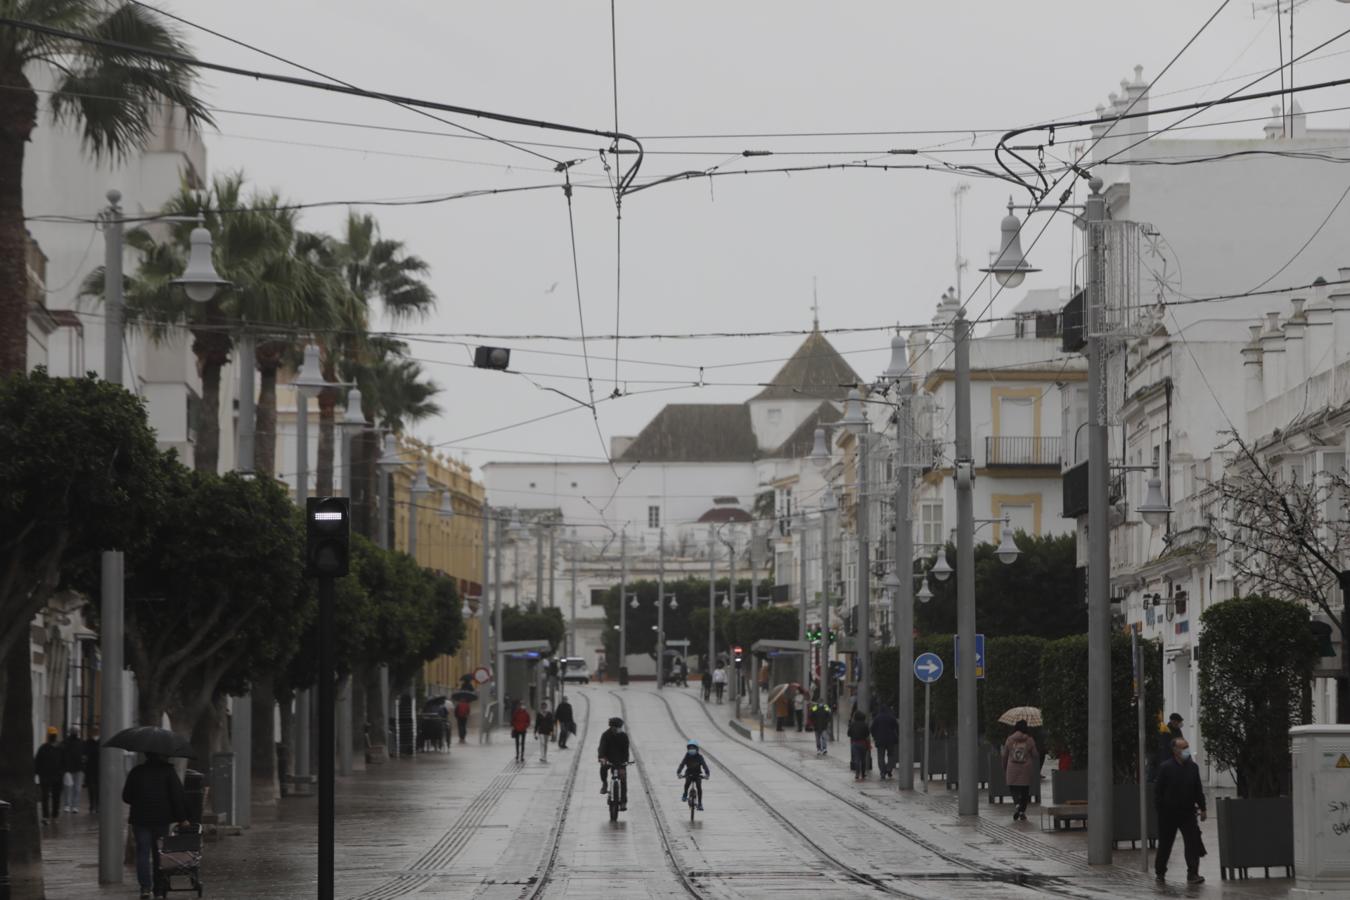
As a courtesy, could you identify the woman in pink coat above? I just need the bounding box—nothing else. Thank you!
[1001,719,1040,821]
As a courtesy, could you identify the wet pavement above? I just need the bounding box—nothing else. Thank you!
[38,684,1303,899]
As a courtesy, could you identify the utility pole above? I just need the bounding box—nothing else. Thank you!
[820,494,833,703]
[657,529,665,690]
[569,535,578,657]
[799,515,809,691]
[727,526,738,706]
[480,506,491,734]
[894,392,916,791]
[513,539,521,609]
[547,524,556,607]
[750,525,759,609]
[535,526,545,609]
[294,388,312,791]
[856,432,872,714]
[707,524,716,682]
[494,514,505,730]
[954,308,978,817]
[618,529,628,684]
[1084,176,1113,864]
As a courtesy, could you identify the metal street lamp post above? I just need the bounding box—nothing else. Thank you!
[841,388,872,712]
[99,191,226,882]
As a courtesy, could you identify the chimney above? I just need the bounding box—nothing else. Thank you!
[1332,268,1350,370]
[1306,277,1334,377]
[1242,323,1264,414]
[1260,311,1285,402]
[1283,298,1307,388]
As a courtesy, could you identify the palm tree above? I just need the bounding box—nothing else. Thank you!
[322,212,436,521]
[83,173,329,474]
[0,2,212,375]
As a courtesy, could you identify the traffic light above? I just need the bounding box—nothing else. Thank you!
[473,346,511,370]
[827,629,837,645]
[733,645,743,664]
[305,497,350,578]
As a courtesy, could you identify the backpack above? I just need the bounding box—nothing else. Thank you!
[455,701,470,719]
[1011,741,1028,765]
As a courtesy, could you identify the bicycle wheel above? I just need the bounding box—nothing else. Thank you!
[609,795,619,822]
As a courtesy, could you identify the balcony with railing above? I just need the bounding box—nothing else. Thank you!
[984,436,1062,468]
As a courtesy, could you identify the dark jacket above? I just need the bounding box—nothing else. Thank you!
[1156,726,1183,766]
[61,736,84,773]
[870,707,899,747]
[677,751,711,779]
[555,701,575,728]
[34,741,64,782]
[122,758,189,827]
[1154,756,1206,815]
[535,711,556,735]
[808,702,831,730]
[83,738,100,779]
[597,728,630,765]
[847,718,870,744]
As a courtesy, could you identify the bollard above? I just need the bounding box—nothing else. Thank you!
[0,799,10,900]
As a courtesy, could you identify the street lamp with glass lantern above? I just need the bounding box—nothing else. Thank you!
[979,199,1043,289]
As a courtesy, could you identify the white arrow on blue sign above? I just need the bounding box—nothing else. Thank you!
[914,652,944,683]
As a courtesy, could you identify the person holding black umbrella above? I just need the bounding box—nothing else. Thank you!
[123,752,191,899]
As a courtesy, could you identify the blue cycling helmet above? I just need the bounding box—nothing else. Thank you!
[686,739,699,749]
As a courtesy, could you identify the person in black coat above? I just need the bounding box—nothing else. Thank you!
[555,696,575,750]
[1154,737,1207,885]
[847,711,871,781]
[123,753,191,899]
[870,705,900,780]
[83,730,100,813]
[33,728,64,823]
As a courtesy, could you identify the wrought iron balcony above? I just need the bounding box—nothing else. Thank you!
[984,436,1062,468]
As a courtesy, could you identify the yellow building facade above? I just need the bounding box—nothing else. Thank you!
[387,437,486,696]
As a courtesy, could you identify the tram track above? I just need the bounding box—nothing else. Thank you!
[661,688,1138,899]
[516,692,591,899]
[634,690,926,899]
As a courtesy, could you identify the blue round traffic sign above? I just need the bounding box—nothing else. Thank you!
[914,652,944,684]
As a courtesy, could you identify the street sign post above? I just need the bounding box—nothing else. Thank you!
[953,634,986,679]
[914,652,945,793]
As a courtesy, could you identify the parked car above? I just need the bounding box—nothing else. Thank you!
[560,657,591,684]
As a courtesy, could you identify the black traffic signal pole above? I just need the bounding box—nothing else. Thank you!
[306,497,349,900]
[318,574,336,900]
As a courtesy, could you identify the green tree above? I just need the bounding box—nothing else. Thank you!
[1198,596,1317,798]
[915,532,1082,639]
[0,371,168,895]
[598,577,767,666]
[501,604,566,653]
[1040,632,1162,779]
[728,606,801,655]
[0,2,212,377]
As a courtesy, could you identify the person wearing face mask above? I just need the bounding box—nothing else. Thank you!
[1154,737,1207,885]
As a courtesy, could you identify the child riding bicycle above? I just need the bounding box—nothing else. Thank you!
[677,739,711,810]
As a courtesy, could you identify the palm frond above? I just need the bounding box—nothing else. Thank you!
[48,2,213,161]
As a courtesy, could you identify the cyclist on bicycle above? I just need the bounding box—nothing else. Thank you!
[597,717,630,810]
[677,739,711,810]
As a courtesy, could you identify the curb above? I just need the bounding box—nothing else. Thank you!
[728,719,752,740]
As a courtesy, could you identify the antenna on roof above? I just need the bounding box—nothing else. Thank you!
[811,276,820,331]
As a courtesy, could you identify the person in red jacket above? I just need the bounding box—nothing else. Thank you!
[510,701,531,762]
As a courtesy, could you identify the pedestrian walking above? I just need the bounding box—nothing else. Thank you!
[793,691,806,732]
[34,727,63,824]
[870,705,900,780]
[809,698,832,756]
[847,710,870,781]
[1155,737,1207,885]
[712,664,727,703]
[555,696,575,749]
[535,702,556,762]
[454,698,471,743]
[596,659,608,684]
[1155,713,1185,773]
[702,661,713,701]
[510,701,531,763]
[1000,719,1040,821]
[123,752,191,900]
[83,728,100,813]
[61,728,84,812]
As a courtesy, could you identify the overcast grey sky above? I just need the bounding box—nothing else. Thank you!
[179,0,1350,467]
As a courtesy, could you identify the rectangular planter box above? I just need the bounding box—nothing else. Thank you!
[1216,796,1294,880]
[1052,769,1087,804]
[1112,782,1158,847]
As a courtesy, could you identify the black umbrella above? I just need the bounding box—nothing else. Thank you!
[423,695,448,712]
[105,726,194,759]
[450,690,478,703]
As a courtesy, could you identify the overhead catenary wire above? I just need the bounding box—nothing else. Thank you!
[0,15,647,193]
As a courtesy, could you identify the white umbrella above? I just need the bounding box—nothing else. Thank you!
[998,706,1043,727]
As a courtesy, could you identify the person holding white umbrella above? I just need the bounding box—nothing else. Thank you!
[1001,717,1041,822]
